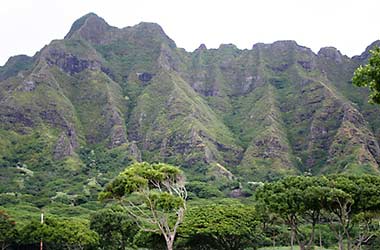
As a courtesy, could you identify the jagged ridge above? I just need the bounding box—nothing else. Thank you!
[1,13,380,199]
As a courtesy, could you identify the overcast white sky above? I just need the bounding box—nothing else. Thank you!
[1,0,379,66]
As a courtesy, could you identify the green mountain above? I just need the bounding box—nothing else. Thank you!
[1,13,380,202]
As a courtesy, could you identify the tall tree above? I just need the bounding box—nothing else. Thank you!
[322,175,380,250]
[257,175,380,250]
[100,162,187,250]
[256,176,325,250]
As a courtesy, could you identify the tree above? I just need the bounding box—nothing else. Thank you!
[256,176,326,250]
[178,204,262,250]
[90,206,138,250]
[19,217,99,250]
[99,162,187,250]
[351,211,380,250]
[257,175,380,250]
[353,46,380,103]
[0,210,17,250]
[322,175,380,250]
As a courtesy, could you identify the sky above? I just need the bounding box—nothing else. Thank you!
[1,0,380,66]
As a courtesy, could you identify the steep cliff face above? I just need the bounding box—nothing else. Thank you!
[1,13,380,198]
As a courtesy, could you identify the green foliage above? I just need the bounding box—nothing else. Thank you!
[179,204,262,250]
[133,230,167,250]
[90,206,138,250]
[353,46,380,103]
[0,210,17,250]
[101,162,185,206]
[19,217,99,250]
[101,162,187,250]
[186,181,223,199]
[0,55,34,81]
[257,175,380,250]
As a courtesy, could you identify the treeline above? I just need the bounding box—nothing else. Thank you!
[2,175,380,250]
[256,175,380,250]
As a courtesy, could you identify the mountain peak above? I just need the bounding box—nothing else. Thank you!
[353,40,380,61]
[318,47,344,63]
[198,43,207,50]
[218,43,238,50]
[365,40,380,52]
[64,12,112,43]
[252,40,299,50]
[193,44,207,54]
[131,22,177,48]
[135,21,164,31]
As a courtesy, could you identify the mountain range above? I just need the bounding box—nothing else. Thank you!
[1,13,380,199]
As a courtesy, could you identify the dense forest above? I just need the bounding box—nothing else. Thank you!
[2,166,380,250]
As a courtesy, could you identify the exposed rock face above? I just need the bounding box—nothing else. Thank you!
[229,188,244,198]
[128,141,142,162]
[45,49,101,74]
[109,126,127,148]
[327,104,380,169]
[0,108,34,128]
[53,133,74,160]
[105,106,127,148]
[318,47,344,63]
[14,80,37,92]
[138,72,154,82]
[101,66,115,80]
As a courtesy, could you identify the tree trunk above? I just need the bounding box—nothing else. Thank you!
[165,234,174,250]
[346,232,351,250]
[305,220,316,250]
[290,227,295,250]
[338,234,344,250]
[166,240,173,250]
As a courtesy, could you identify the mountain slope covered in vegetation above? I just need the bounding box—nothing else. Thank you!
[1,13,380,202]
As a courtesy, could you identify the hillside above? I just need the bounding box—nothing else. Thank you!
[1,13,380,204]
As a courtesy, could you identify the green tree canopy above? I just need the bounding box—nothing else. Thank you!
[178,204,262,250]
[90,206,138,250]
[353,46,380,103]
[100,162,187,250]
[0,210,17,250]
[256,175,380,250]
[19,217,98,250]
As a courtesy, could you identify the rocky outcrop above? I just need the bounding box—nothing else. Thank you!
[14,80,37,92]
[137,72,154,82]
[0,108,34,129]
[53,132,74,160]
[104,104,127,148]
[318,47,345,64]
[128,141,142,162]
[109,126,127,148]
[45,49,101,75]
